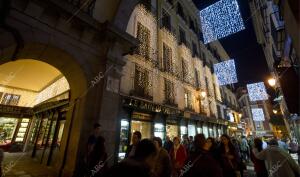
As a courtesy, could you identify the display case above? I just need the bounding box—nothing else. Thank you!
[118,119,129,161]
[15,118,30,142]
[0,118,18,144]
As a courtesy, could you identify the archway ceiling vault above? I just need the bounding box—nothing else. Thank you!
[0,59,62,92]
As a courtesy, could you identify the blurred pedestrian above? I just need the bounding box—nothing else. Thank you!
[85,123,107,177]
[218,134,240,177]
[253,139,300,177]
[182,135,189,154]
[250,138,268,177]
[163,136,173,153]
[288,139,298,154]
[170,137,187,177]
[278,138,289,152]
[153,137,171,177]
[125,131,142,158]
[105,139,157,177]
[240,136,249,162]
[182,134,223,177]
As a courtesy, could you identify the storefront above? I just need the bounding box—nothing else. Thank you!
[0,105,33,151]
[117,96,231,160]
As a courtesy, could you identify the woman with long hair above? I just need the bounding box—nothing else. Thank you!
[218,134,240,177]
[250,138,268,177]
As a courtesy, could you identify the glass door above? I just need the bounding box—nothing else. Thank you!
[154,123,164,140]
[131,120,151,139]
[118,119,129,161]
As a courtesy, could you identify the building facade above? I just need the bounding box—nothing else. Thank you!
[117,0,242,161]
[249,0,299,140]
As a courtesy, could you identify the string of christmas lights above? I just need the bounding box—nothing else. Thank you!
[251,108,265,121]
[247,82,268,101]
[199,0,245,44]
[213,59,238,86]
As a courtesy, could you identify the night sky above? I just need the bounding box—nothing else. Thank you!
[193,0,270,88]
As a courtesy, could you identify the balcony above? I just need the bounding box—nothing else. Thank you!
[164,99,178,107]
[130,89,153,101]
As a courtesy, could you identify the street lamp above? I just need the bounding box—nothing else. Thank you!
[268,78,276,87]
[273,109,278,114]
[238,113,242,118]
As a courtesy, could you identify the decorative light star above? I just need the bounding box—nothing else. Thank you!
[251,108,265,121]
[247,82,268,101]
[199,0,245,44]
[213,59,238,85]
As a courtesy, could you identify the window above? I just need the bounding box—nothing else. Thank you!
[177,3,185,20]
[195,69,200,88]
[164,79,175,104]
[1,93,20,106]
[162,10,171,32]
[190,18,196,32]
[184,90,192,109]
[163,43,173,73]
[182,59,188,82]
[136,22,150,60]
[134,65,151,98]
[192,42,198,57]
[179,27,186,45]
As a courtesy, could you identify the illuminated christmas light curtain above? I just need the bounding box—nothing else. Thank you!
[134,65,152,96]
[137,22,151,60]
[199,0,245,44]
[164,79,175,103]
[163,43,173,73]
[213,59,238,86]
[247,82,268,101]
[251,108,265,121]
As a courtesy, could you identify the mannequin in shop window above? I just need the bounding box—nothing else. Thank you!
[125,131,142,158]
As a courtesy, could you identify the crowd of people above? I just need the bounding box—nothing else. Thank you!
[74,124,300,177]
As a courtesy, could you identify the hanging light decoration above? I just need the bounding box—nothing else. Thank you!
[213,59,238,86]
[247,82,268,101]
[251,108,265,121]
[199,0,245,44]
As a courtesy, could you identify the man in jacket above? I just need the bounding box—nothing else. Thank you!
[253,139,300,177]
[125,131,142,158]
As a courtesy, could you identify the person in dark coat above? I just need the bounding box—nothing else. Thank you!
[250,138,268,177]
[86,123,108,177]
[153,137,172,177]
[125,131,142,158]
[182,134,223,177]
[105,139,157,177]
[218,134,240,177]
[163,136,173,153]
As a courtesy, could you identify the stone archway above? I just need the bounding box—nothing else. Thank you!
[0,42,102,176]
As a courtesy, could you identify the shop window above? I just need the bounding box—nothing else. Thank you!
[15,118,30,142]
[118,119,129,161]
[131,120,151,139]
[162,43,173,73]
[164,79,175,105]
[166,124,178,140]
[136,22,150,60]
[0,118,18,145]
[154,123,164,140]
[1,93,20,106]
[188,124,196,137]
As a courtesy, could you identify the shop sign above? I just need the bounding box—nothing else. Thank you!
[123,98,180,115]
[0,105,33,117]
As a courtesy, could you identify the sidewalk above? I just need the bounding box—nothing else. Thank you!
[2,152,57,177]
